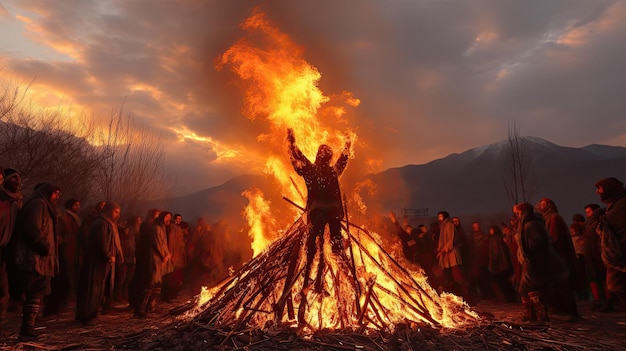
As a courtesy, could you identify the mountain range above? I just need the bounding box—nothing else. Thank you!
[154,137,626,230]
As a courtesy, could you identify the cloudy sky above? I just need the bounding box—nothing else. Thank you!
[1,0,625,196]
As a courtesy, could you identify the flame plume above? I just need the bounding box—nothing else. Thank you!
[186,7,480,334]
[217,7,356,254]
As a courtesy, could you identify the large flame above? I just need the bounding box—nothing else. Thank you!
[191,7,480,333]
[217,7,357,255]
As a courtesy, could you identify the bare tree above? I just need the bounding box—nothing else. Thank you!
[503,122,536,205]
[91,108,173,215]
[0,65,31,121]
[0,105,103,200]
[1,75,172,212]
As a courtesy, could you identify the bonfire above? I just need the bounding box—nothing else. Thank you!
[170,5,478,338]
[132,7,483,349]
[178,198,479,335]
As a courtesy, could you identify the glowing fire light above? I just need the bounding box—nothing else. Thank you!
[182,7,480,334]
[216,7,357,254]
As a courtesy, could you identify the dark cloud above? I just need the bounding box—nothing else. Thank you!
[1,0,625,194]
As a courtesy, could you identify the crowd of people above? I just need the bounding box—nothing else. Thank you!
[2,161,626,341]
[0,167,225,341]
[390,177,626,323]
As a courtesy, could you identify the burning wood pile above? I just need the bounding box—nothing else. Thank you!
[117,199,488,350]
[179,204,478,332]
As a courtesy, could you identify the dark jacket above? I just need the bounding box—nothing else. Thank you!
[517,210,569,293]
[288,143,349,217]
[488,229,513,275]
[537,199,578,279]
[75,215,119,321]
[12,186,60,277]
[0,188,22,247]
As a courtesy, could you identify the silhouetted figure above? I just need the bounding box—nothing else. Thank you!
[13,183,62,341]
[389,211,419,264]
[75,201,122,325]
[0,168,23,335]
[594,177,626,307]
[514,202,569,323]
[287,128,351,292]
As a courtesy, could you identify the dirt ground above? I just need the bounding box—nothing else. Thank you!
[1,290,625,350]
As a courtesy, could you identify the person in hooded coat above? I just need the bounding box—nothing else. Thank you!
[0,168,23,334]
[535,197,579,319]
[129,208,160,316]
[514,202,569,323]
[12,183,61,340]
[582,203,613,311]
[75,201,122,325]
[487,225,517,303]
[594,177,626,306]
[44,198,81,316]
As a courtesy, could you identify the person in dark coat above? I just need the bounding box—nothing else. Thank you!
[44,198,81,316]
[535,198,579,319]
[594,177,626,307]
[12,183,61,340]
[75,201,122,325]
[514,202,569,323]
[487,225,517,303]
[570,213,588,300]
[413,224,440,285]
[502,214,521,289]
[287,128,351,293]
[129,209,160,316]
[583,203,612,311]
[132,211,171,317]
[467,221,493,301]
[0,168,23,334]
[114,215,140,303]
[389,211,419,264]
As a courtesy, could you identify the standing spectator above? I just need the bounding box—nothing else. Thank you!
[0,168,23,334]
[187,217,207,263]
[115,215,140,303]
[163,213,187,301]
[502,214,522,291]
[129,209,160,315]
[535,198,579,319]
[487,225,517,303]
[133,211,171,317]
[75,201,122,325]
[514,202,568,322]
[594,177,626,307]
[467,221,493,300]
[414,224,441,288]
[436,211,471,303]
[77,201,105,273]
[583,203,613,311]
[389,211,419,264]
[12,183,61,340]
[451,217,469,270]
[44,198,81,317]
[570,213,588,300]
[188,220,213,294]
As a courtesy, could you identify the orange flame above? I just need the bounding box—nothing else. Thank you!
[200,7,480,332]
[218,7,357,254]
